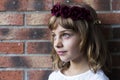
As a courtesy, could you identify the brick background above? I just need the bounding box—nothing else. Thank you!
[0,13,23,26]
[0,42,24,54]
[0,71,23,80]
[0,0,120,80]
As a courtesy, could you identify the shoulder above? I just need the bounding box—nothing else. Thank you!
[89,70,109,80]
[48,70,60,80]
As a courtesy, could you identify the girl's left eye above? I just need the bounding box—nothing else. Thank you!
[62,33,71,39]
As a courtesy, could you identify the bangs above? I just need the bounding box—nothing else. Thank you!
[48,16,78,32]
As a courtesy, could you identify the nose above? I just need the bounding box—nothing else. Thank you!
[54,38,63,48]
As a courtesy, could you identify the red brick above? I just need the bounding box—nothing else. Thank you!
[28,70,52,80]
[0,57,13,67]
[0,13,24,26]
[27,0,52,11]
[0,0,6,10]
[0,0,52,11]
[0,56,30,68]
[0,28,18,40]
[108,41,120,53]
[0,56,52,68]
[0,0,27,11]
[112,0,120,10]
[83,0,110,11]
[27,42,52,54]
[54,0,110,10]
[98,13,120,24]
[0,71,23,80]
[112,55,120,67]
[26,13,51,25]
[0,28,50,40]
[24,56,52,68]
[0,42,24,54]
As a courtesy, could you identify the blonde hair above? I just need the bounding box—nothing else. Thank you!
[48,3,111,74]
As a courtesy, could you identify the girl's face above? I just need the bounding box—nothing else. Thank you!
[51,24,83,62]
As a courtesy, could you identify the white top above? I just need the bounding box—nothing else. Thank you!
[48,69,109,80]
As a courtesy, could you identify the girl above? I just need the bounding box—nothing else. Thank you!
[48,3,111,80]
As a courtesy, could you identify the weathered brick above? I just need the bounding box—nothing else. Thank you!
[27,42,52,54]
[26,13,51,25]
[0,71,23,80]
[0,0,6,10]
[0,13,24,26]
[28,70,52,80]
[83,0,110,11]
[54,0,110,10]
[0,28,18,40]
[0,0,52,11]
[0,56,13,67]
[98,13,120,24]
[108,41,120,53]
[25,56,52,68]
[0,0,27,11]
[27,0,52,11]
[113,27,120,39]
[0,56,52,68]
[0,28,50,40]
[112,55,120,67]
[0,42,24,54]
[0,56,30,68]
[112,0,120,10]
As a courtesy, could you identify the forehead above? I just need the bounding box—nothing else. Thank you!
[52,24,72,33]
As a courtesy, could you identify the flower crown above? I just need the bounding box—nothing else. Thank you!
[51,3,92,21]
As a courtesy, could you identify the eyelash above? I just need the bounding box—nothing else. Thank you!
[62,33,71,39]
[51,33,72,40]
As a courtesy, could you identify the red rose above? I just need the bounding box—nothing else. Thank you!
[51,4,61,17]
[60,5,70,18]
[51,3,92,21]
[70,6,83,20]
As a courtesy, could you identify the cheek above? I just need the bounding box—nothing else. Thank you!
[64,40,80,50]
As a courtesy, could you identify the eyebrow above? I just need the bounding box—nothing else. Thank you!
[52,29,73,34]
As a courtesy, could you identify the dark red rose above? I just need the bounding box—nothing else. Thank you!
[70,6,83,20]
[60,5,70,18]
[51,3,92,21]
[51,4,61,17]
[81,8,91,20]
[70,6,92,21]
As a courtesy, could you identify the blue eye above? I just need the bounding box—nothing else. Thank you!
[62,33,71,39]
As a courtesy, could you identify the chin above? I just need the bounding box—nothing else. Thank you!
[61,58,70,63]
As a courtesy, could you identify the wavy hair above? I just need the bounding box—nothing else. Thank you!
[48,3,111,74]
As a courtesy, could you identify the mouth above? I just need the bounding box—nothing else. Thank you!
[57,51,67,55]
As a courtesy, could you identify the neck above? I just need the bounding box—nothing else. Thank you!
[71,57,89,71]
[63,57,90,76]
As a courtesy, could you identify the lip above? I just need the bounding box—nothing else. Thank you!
[57,51,67,55]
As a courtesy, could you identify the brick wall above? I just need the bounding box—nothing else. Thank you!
[0,0,119,80]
